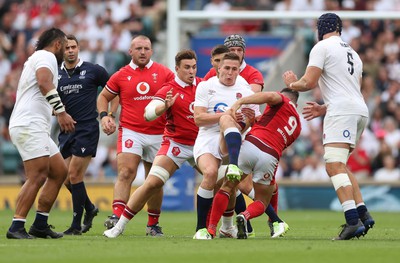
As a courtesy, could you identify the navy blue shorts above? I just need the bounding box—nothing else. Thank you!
[58,120,99,159]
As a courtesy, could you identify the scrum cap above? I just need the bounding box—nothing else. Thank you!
[317,13,342,41]
[224,34,246,50]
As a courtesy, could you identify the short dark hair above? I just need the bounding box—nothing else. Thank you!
[36,28,66,51]
[281,88,299,103]
[175,49,197,66]
[211,44,230,57]
[66,34,79,45]
[221,52,240,64]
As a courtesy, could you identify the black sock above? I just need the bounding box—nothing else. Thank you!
[196,195,213,231]
[9,219,26,232]
[357,204,367,219]
[265,204,281,222]
[235,193,253,233]
[71,182,87,229]
[84,194,95,212]
[225,131,242,165]
[32,211,49,229]
[345,209,359,225]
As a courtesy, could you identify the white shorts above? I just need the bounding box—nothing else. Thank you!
[157,138,195,168]
[9,125,59,161]
[238,139,278,185]
[323,114,368,148]
[193,132,223,165]
[117,127,162,163]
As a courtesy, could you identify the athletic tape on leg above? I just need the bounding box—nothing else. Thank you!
[149,165,170,183]
[324,147,349,164]
[330,173,352,191]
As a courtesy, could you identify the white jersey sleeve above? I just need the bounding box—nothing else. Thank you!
[9,50,58,130]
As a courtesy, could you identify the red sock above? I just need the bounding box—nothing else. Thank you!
[206,204,212,228]
[207,190,230,237]
[243,200,266,220]
[147,209,161,226]
[112,200,126,218]
[270,184,279,214]
[122,206,137,220]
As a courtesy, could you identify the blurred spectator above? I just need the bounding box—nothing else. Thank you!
[201,0,231,33]
[347,143,372,180]
[298,154,329,181]
[341,19,361,44]
[374,154,400,182]
[287,155,305,180]
[381,116,400,157]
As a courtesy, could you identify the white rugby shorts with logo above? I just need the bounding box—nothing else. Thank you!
[10,122,59,161]
[118,127,163,163]
[323,114,368,148]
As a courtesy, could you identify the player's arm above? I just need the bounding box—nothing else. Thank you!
[194,106,225,127]
[144,88,179,121]
[37,67,76,132]
[97,87,117,135]
[282,66,322,92]
[249,83,262,93]
[231,91,282,113]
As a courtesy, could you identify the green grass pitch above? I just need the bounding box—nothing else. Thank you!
[0,209,399,263]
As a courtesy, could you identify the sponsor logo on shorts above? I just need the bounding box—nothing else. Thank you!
[125,139,133,148]
[172,147,181,156]
[343,130,351,139]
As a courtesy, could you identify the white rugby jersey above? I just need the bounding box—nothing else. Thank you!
[194,75,260,136]
[9,50,58,131]
[308,35,369,117]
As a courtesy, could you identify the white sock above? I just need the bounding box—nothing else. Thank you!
[115,215,130,230]
[248,188,255,200]
[221,215,234,229]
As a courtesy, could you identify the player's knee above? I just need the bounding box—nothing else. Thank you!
[324,147,349,164]
[117,166,136,182]
[149,165,170,184]
[330,173,352,191]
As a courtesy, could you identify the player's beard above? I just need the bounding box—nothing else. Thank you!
[55,49,64,65]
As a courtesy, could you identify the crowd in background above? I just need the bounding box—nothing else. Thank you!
[1,0,400,183]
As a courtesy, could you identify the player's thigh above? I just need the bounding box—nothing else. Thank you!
[323,114,365,147]
[117,152,142,178]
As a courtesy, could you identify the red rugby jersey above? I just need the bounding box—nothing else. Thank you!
[247,93,301,157]
[153,76,202,145]
[106,60,174,134]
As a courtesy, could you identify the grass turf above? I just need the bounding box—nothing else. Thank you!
[0,209,399,263]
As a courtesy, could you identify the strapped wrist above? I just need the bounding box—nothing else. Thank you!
[45,89,65,114]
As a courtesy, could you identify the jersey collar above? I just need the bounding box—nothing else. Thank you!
[60,59,83,70]
[240,60,246,72]
[175,76,197,88]
[129,59,153,70]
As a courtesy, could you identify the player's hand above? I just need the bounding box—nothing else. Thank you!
[165,88,179,109]
[282,70,298,88]
[101,116,116,135]
[302,101,326,120]
[57,111,76,133]
[241,107,255,125]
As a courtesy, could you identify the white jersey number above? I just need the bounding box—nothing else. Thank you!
[277,116,298,136]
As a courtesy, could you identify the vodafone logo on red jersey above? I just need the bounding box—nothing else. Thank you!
[137,82,150,94]
[189,102,195,113]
